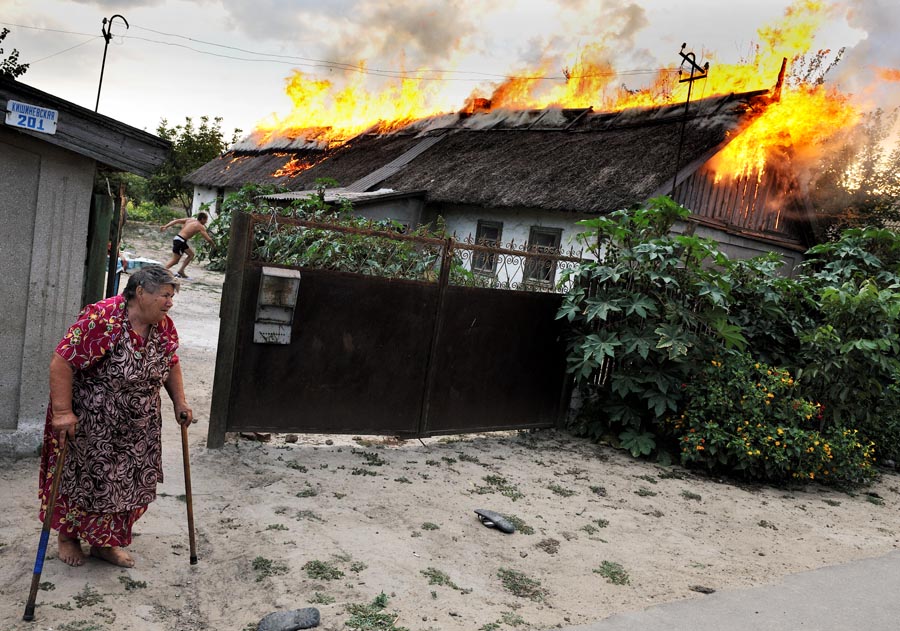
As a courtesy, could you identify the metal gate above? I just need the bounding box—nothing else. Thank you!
[207,211,580,447]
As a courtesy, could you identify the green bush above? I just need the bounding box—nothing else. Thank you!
[559,197,742,454]
[126,201,182,224]
[668,352,876,485]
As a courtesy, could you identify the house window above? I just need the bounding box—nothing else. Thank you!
[472,220,503,275]
[523,227,563,285]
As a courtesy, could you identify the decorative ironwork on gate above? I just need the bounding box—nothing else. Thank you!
[242,213,583,294]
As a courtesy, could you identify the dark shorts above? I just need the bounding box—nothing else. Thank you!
[172,235,189,255]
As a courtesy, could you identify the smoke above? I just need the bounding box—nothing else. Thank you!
[834,0,900,110]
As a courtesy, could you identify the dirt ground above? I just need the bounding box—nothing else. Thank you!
[1,222,899,631]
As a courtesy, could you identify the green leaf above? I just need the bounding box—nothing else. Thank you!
[619,430,656,457]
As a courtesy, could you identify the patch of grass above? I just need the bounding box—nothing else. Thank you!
[296,486,318,497]
[501,611,526,626]
[823,499,842,506]
[580,524,598,535]
[252,556,289,582]
[589,485,608,496]
[350,561,368,573]
[635,487,657,497]
[266,523,289,531]
[547,482,577,497]
[352,449,387,466]
[758,520,778,530]
[73,585,104,608]
[474,475,524,501]
[480,624,501,631]
[393,476,412,484]
[657,469,687,480]
[442,456,457,464]
[303,559,345,580]
[535,538,560,554]
[57,621,107,631]
[425,459,440,466]
[352,468,378,477]
[594,561,630,585]
[866,494,885,506]
[421,522,439,530]
[410,531,422,538]
[333,492,346,499]
[636,475,658,484]
[421,567,470,593]
[594,518,609,528]
[309,592,336,605]
[681,490,702,501]
[286,462,308,472]
[646,509,664,518]
[118,576,146,590]
[39,581,55,591]
[458,453,481,464]
[295,510,324,522]
[345,592,408,631]
[497,568,548,602]
[53,602,74,610]
[503,514,535,535]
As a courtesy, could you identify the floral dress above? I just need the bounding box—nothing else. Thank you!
[39,295,179,547]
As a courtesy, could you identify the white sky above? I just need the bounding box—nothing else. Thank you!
[1,0,894,139]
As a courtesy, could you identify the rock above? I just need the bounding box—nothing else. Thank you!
[689,585,716,594]
[257,607,320,631]
[240,432,258,441]
[325,439,334,445]
[285,434,299,443]
[255,432,273,442]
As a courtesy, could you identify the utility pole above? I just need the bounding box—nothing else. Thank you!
[95,14,129,113]
[671,43,709,196]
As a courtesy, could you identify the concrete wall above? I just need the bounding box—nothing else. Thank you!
[0,129,94,454]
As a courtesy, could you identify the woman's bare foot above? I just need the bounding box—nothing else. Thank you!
[90,545,135,568]
[58,533,86,567]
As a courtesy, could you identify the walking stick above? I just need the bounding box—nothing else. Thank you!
[23,431,68,622]
[180,412,198,565]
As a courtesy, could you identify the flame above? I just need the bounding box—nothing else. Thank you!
[254,0,862,185]
[875,67,900,82]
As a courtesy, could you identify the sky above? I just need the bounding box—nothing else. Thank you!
[1,0,897,141]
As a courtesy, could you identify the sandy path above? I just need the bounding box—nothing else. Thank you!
[0,221,898,631]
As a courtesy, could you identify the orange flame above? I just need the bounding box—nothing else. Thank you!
[875,67,900,82]
[255,0,861,184]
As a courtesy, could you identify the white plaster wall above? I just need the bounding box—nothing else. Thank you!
[437,204,598,288]
[191,185,220,218]
[0,130,94,452]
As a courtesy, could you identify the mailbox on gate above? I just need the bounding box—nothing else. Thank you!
[254,267,301,344]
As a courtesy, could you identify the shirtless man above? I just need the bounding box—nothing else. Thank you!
[159,212,215,279]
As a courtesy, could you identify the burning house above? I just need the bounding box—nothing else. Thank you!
[194,82,816,284]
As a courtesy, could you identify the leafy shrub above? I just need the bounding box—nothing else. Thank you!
[559,197,742,453]
[126,201,182,223]
[667,352,876,484]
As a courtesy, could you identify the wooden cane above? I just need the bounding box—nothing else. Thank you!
[23,431,69,622]
[179,412,198,565]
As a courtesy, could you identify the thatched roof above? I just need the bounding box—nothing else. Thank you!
[284,90,770,214]
[186,149,325,188]
[188,90,772,214]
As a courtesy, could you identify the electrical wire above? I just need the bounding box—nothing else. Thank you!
[29,36,101,64]
[3,19,677,83]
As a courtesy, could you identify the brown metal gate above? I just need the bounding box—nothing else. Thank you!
[207,212,580,447]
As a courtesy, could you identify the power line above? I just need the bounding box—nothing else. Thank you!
[3,19,676,83]
[29,36,101,64]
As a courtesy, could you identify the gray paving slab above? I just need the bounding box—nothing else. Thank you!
[552,549,900,631]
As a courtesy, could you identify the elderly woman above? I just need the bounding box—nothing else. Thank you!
[39,265,194,568]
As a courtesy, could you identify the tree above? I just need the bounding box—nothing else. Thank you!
[810,108,900,238]
[148,116,242,212]
[1,28,29,79]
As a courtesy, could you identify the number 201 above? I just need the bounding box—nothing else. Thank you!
[17,114,46,131]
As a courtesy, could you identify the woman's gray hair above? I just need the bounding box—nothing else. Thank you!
[122,265,179,300]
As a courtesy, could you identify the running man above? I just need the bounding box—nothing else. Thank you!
[159,212,215,279]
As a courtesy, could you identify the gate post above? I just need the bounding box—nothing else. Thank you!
[417,237,454,435]
[207,211,253,448]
